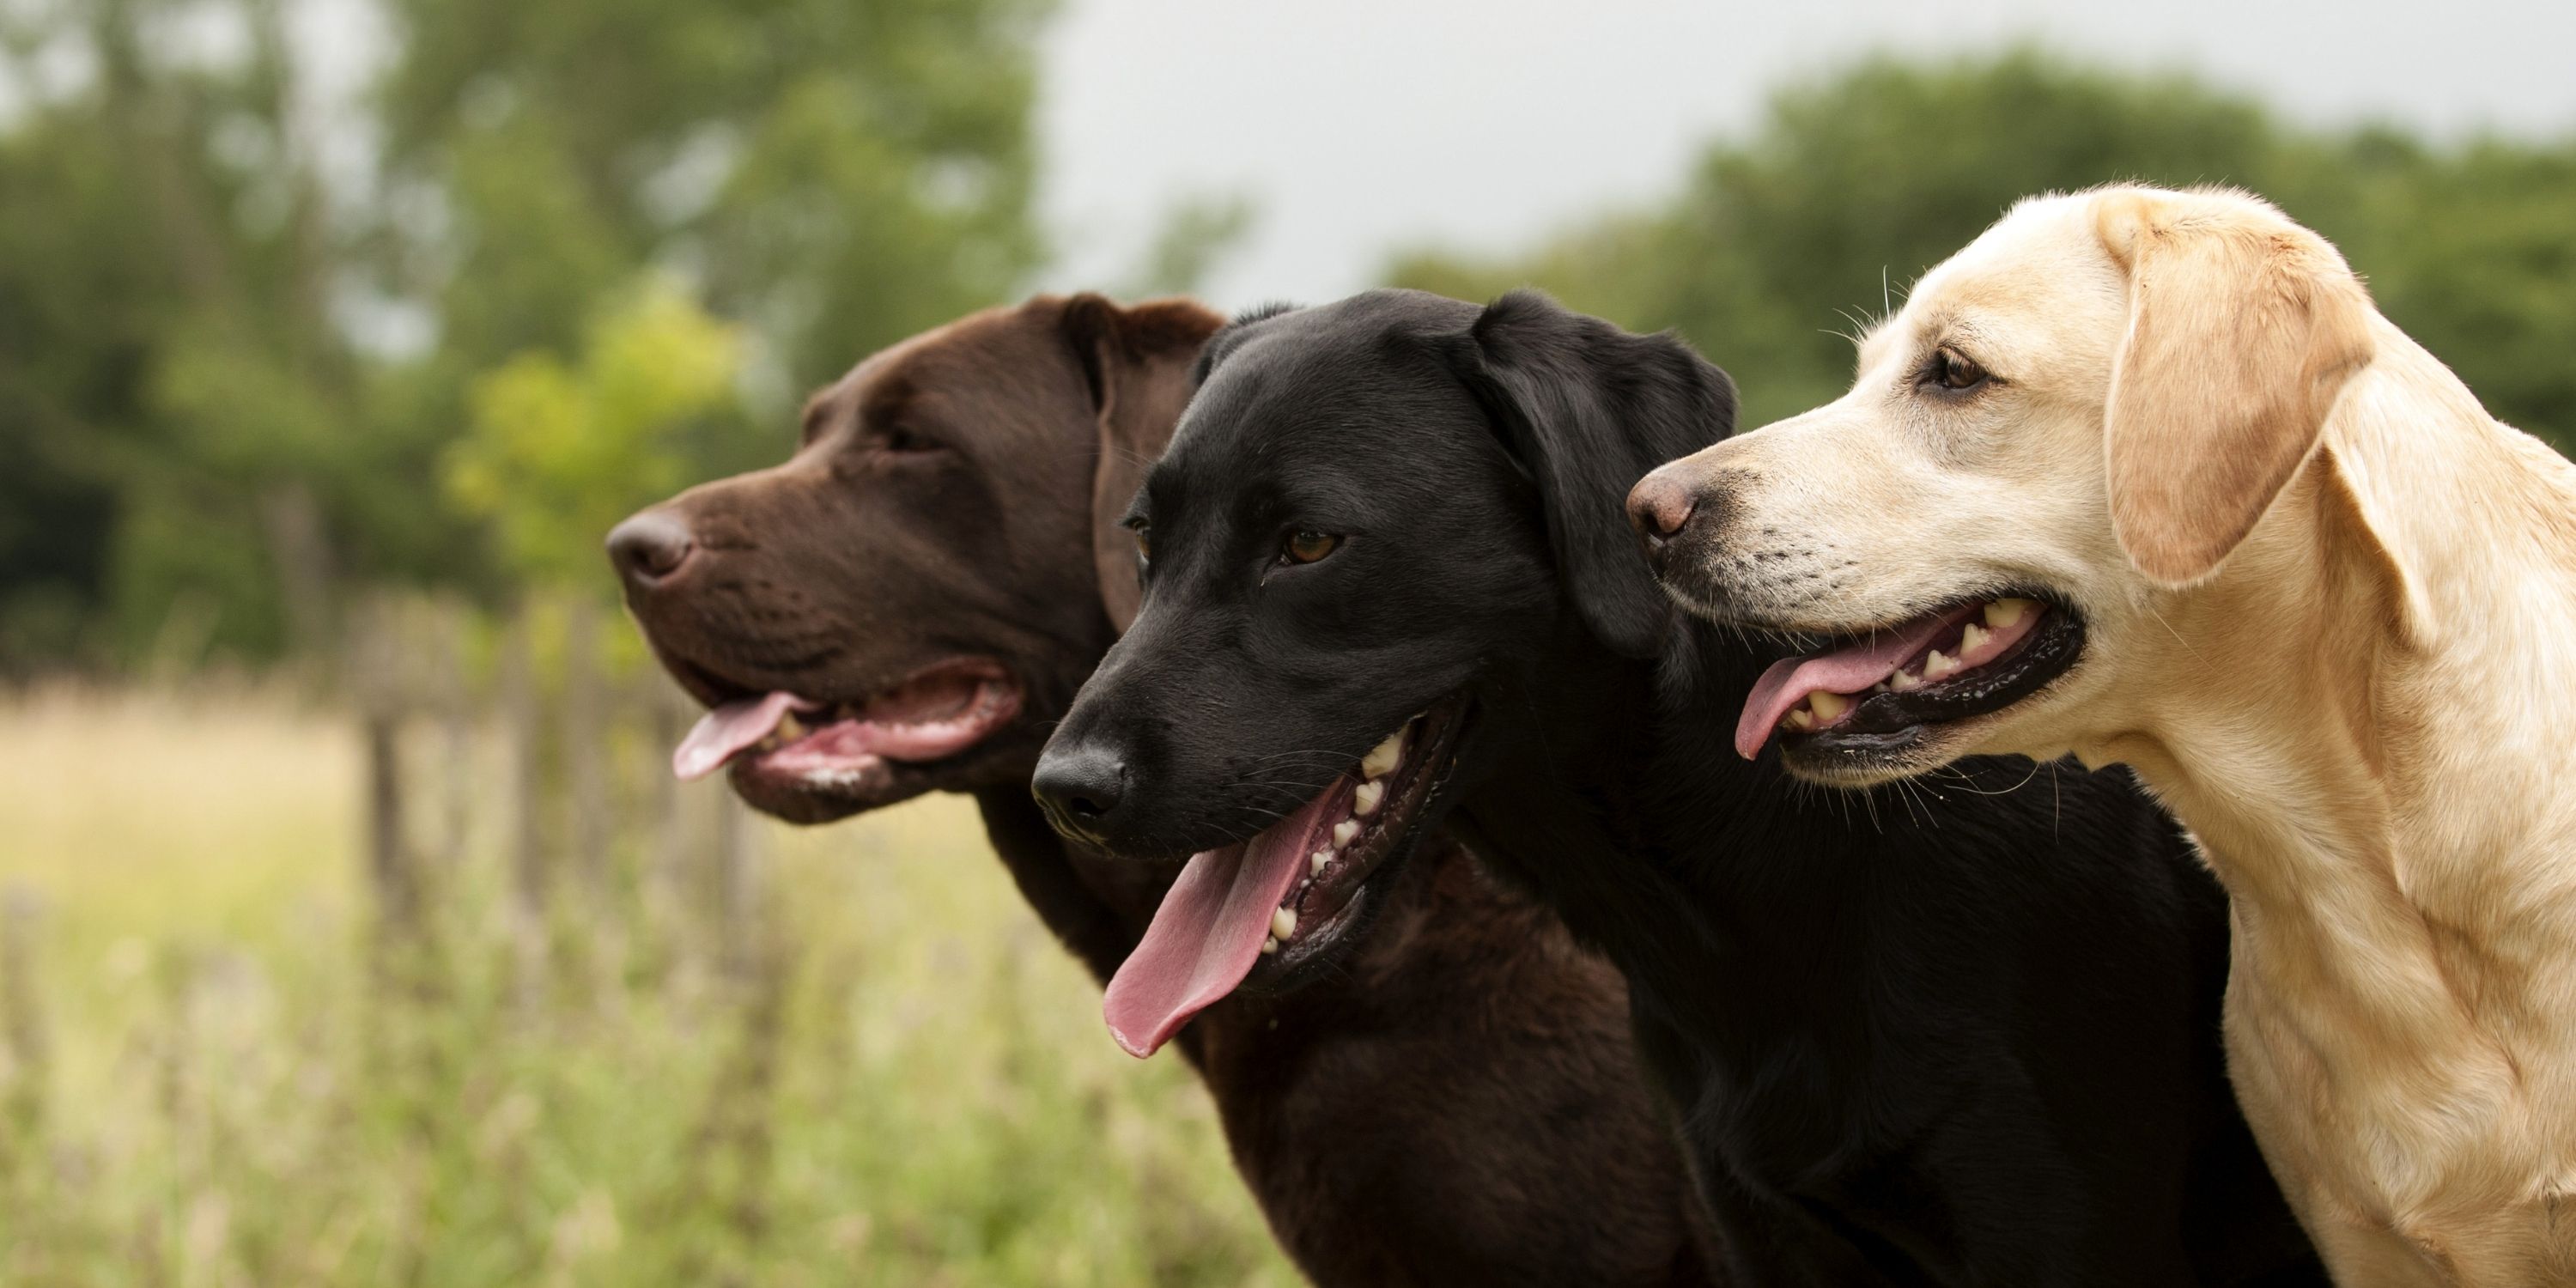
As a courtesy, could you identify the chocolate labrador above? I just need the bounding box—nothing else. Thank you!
[607,295,1718,1286]
[1034,289,2325,1286]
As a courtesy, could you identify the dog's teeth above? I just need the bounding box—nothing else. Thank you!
[1808,690,1850,721]
[1261,936,1279,955]
[1984,598,2033,630]
[1361,728,1406,781]
[1311,849,1333,876]
[775,712,808,741]
[1272,907,1298,940]
[1353,781,1385,816]
[1960,622,1991,656]
[1890,667,1923,692]
[1924,650,1961,682]
[1785,708,1815,731]
[1332,820,1359,849]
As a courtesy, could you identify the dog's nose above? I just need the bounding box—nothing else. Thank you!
[1625,471,1698,555]
[1032,744,1130,840]
[607,511,696,586]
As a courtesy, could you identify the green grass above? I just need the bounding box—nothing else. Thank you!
[0,685,1300,1287]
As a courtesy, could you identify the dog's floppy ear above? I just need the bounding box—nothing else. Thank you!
[1059,293,1226,629]
[1447,289,1738,657]
[2095,189,2377,586]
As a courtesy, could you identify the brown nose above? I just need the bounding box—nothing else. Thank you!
[607,511,696,586]
[1625,471,1698,554]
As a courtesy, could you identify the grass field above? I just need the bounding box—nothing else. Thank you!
[0,685,1299,1287]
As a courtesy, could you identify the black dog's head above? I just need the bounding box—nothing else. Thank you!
[1034,289,1734,1054]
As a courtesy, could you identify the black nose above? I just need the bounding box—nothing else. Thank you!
[1032,744,1129,840]
[1625,470,1699,556]
[607,511,696,586]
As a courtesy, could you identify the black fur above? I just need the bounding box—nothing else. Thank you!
[1038,289,2325,1286]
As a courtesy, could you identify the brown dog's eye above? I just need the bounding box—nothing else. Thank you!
[1133,526,1151,564]
[1924,348,1990,393]
[1282,531,1341,565]
[881,425,942,453]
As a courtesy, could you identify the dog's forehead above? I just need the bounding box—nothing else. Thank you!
[1868,193,2123,372]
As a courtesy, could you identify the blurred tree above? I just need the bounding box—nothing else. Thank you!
[0,0,1054,671]
[1125,192,1258,299]
[1391,52,2576,447]
[0,0,390,665]
[445,281,740,585]
[374,0,1049,392]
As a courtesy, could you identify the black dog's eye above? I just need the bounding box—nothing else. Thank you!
[1281,531,1341,565]
[1920,348,1990,394]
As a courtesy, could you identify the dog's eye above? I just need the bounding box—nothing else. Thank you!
[1133,525,1151,565]
[881,425,941,453]
[1281,531,1341,565]
[1923,349,1990,393]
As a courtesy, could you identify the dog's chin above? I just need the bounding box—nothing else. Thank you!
[1748,592,2090,788]
[1231,691,1475,995]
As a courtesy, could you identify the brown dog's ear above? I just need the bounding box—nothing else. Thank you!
[1059,293,1226,630]
[2097,189,2377,586]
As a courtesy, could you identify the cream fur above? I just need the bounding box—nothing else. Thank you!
[1646,185,2576,1286]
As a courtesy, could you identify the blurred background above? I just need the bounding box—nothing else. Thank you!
[3,0,2572,1283]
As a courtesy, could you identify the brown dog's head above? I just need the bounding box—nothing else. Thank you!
[610,295,1222,823]
[1626,185,2379,787]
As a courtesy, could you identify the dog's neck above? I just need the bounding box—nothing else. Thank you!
[1446,619,2139,1049]
[2080,330,2576,1184]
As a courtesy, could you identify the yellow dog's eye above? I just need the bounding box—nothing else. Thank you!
[1132,525,1151,563]
[1283,531,1341,565]
[1930,348,1990,392]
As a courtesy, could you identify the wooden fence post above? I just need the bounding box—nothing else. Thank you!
[562,596,611,903]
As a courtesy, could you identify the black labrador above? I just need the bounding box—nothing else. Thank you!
[1034,289,2325,1286]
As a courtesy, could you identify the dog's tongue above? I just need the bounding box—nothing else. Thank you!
[1102,787,1341,1058]
[1734,606,1978,760]
[673,691,814,781]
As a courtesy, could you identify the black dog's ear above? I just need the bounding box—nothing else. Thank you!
[1446,289,1737,658]
[1059,293,1227,629]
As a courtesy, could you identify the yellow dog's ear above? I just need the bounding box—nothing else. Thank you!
[2096,189,2376,586]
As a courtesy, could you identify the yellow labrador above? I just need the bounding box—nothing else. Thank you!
[1627,185,2576,1286]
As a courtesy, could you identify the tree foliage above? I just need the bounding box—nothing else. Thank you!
[0,0,1051,671]
[1391,52,2576,444]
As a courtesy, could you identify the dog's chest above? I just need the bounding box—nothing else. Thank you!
[2222,889,2576,1279]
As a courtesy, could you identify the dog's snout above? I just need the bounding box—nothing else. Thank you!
[608,511,697,586]
[1032,742,1131,840]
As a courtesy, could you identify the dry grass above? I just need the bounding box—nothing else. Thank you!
[0,683,1297,1287]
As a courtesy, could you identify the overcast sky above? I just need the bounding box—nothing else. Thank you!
[1031,0,2576,311]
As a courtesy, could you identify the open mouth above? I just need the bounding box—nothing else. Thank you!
[669,659,1024,793]
[1735,595,2084,762]
[1099,693,1471,1058]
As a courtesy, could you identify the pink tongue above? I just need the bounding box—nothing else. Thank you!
[1734,605,1980,760]
[1102,786,1343,1058]
[673,691,814,781]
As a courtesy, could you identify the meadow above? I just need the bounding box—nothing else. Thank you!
[0,684,1299,1287]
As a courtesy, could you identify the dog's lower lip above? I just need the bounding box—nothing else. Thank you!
[1245,693,1470,985]
[1781,598,2086,758]
[705,659,1024,812]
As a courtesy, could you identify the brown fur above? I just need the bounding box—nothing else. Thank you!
[616,295,1721,1286]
